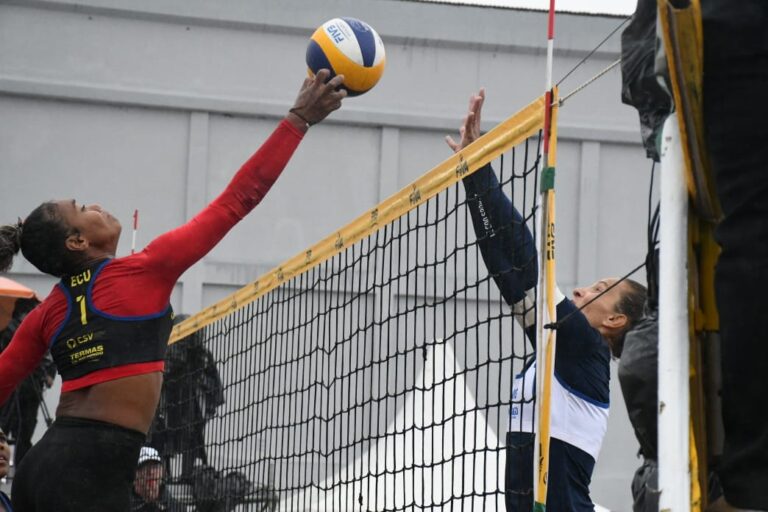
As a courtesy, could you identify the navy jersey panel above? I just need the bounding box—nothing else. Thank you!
[553,299,611,405]
[523,300,610,405]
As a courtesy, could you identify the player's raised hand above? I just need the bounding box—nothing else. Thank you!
[446,88,486,153]
[289,69,347,128]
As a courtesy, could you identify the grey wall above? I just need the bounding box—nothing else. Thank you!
[0,1,654,509]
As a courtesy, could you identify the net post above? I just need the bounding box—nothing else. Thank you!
[658,113,691,510]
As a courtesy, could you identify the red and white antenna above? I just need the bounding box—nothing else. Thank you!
[534,1,558,510]
[543,0,556,156]
[131,209,139,255]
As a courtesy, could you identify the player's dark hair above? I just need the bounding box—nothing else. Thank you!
[0,202,82,278]
[0,220,23,273]
[611,278,648,357]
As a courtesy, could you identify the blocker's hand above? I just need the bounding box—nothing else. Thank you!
[289,69,347,128]
[446,88,485,153]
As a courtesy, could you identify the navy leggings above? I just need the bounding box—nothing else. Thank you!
[11,416,145,512]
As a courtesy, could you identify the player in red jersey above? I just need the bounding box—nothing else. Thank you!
[0,69,345,512]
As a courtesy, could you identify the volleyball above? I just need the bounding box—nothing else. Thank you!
[306,17,386,96]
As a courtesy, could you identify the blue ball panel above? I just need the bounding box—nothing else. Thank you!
[306,40,337,77]
[342,17,377,67]
[342,85,363,97]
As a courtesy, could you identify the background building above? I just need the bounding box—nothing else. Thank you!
[0,0,651,508]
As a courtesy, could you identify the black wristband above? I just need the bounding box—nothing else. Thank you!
[289,108,313,127]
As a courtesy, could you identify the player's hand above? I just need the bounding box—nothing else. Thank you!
[289,69,347,128]
[446,88,485,153]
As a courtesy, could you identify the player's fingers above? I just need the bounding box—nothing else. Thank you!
[314,69,331,84]
[475,90,485,119]
[327,74,345,89]
[464,112,475,133]
[467,93,476,114]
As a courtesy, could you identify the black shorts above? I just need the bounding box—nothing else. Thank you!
[11,416,145,512]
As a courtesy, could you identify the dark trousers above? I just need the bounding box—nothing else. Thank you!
[703,7,768,508]
[12,416,145,512]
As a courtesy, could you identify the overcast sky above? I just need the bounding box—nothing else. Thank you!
[419,0,637,16]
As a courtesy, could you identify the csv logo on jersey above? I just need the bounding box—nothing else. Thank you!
[65,331,94,350]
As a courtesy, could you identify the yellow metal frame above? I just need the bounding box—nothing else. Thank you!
[658,0,720,222]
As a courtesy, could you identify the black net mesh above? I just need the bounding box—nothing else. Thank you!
[150,134,542,511]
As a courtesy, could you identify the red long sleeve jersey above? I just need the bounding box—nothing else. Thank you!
[0,119,304,405]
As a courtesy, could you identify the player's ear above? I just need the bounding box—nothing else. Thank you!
[65,232,88,253]
[604,313,627,331]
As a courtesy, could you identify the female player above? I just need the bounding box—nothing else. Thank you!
[447,89,646,511]
[0,69,345,511]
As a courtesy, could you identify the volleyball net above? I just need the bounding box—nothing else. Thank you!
[151,97,545,511]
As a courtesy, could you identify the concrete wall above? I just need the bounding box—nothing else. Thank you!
[0,1,654,509]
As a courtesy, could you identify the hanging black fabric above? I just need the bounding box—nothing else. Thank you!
[620,0,673,162]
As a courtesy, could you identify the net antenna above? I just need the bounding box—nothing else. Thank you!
[533,1,559,510]
[131,209,138,255]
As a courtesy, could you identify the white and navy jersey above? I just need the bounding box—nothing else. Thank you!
[510,360,609,458]
[463,164,611,511]
[509,293,610,460]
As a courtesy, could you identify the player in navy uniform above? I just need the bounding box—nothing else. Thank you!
[446,89,646,511]
[0,70,345,512]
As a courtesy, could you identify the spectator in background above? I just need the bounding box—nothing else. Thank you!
[0,427,13,511]
[149,314,224,482]
[0,296,55,465]
[190,464,256,512]
[131,446,184,512]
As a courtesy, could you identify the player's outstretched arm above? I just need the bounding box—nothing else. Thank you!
[143,70,347,279]
[447,89,538,306]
